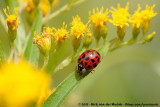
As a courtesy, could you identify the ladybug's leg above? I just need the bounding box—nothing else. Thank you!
[88,70,93,74]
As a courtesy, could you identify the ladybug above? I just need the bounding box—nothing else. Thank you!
[77,49,101,76]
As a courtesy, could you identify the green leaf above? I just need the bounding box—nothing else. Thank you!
[42,72,82,107]
[15,14,26,55]
[42,42,114,107]
[24,7,42,66]
[0,42,6,66]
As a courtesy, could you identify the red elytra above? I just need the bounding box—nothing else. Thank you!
[77,50,101,75]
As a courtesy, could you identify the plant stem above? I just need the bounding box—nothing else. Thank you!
[42,0,85,24]
[42,55,49,70]
[8,43,15,62]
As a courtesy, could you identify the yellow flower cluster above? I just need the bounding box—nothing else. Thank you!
[110,3,130,28]
[3,7,20,31]
[89,7,109,27]
[71,15,90,39]
[0,61,51,107]
[89,3,156,42]
[140,5,157,35]
[52,22,69,48]
[89,7,109,45]
[33,27,53,56]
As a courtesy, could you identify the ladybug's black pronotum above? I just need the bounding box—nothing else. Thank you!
[77,50,101,75]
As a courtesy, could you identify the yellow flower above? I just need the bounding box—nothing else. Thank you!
[141,5,157,35]
[40,0,50,16]
[132,5,141,29]
[89,7,109,45]
[71,15,90,53]
[141,5,157,22]
[89,7,109,27]
[131,4,141,38]
[33,27,53,56]
[0,61,51,107]
[25,0,35,13]
[53,22,69,48]
[3,7,20,30]
[71,15,90,39]
[110,3,130,28]
[110,3,130,41]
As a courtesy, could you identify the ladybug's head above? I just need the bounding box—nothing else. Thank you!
[76,64,86,76]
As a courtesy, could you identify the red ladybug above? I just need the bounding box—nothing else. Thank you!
[77,50,101,75]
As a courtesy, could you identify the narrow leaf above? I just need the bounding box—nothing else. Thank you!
[15,14,26,55]
[0,42,6,66]
[42,72,82,107]
[42,42,114,107]
[24,7,42,66]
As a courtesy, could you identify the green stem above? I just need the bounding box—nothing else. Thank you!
[8,43,15,62]
[42,0,85,24]
[42,55,49,70]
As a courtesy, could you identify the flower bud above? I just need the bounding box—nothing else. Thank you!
[132,24,140,39]
[143,32,155,43]
[3,7,20,42]
[117,26,125,42]
[72,36,82,54]
[83,31,92,49]
[141,21,150,35]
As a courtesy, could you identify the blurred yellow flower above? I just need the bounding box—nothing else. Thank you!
[25,0,35,13]
[71,15,90,39]
[110,3,130,28]
[23,0,58,16]
[141,4,157,34]
[141,5,157,22]
[132,5,141,29]
[3,7,20,30]
[0,61,51,107]
[53,22,69,48]
[40,0,50,16]
[33,27,53,56]
[131,4,141,38]
[89,7,109,27]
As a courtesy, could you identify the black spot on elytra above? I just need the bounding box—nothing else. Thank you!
[82,54,85,58]
[78,58,81,61]
[91,59,95,63]
[87,65,91,69]
[98,58,100,62]
[85,62,88,66]
[93,63,97,67]
[96,51,100,55]
[95,56,98,58]
[85,57,89,61]
[81,61,83,64]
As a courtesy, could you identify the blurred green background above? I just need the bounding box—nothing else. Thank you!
[0,0,160,107]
